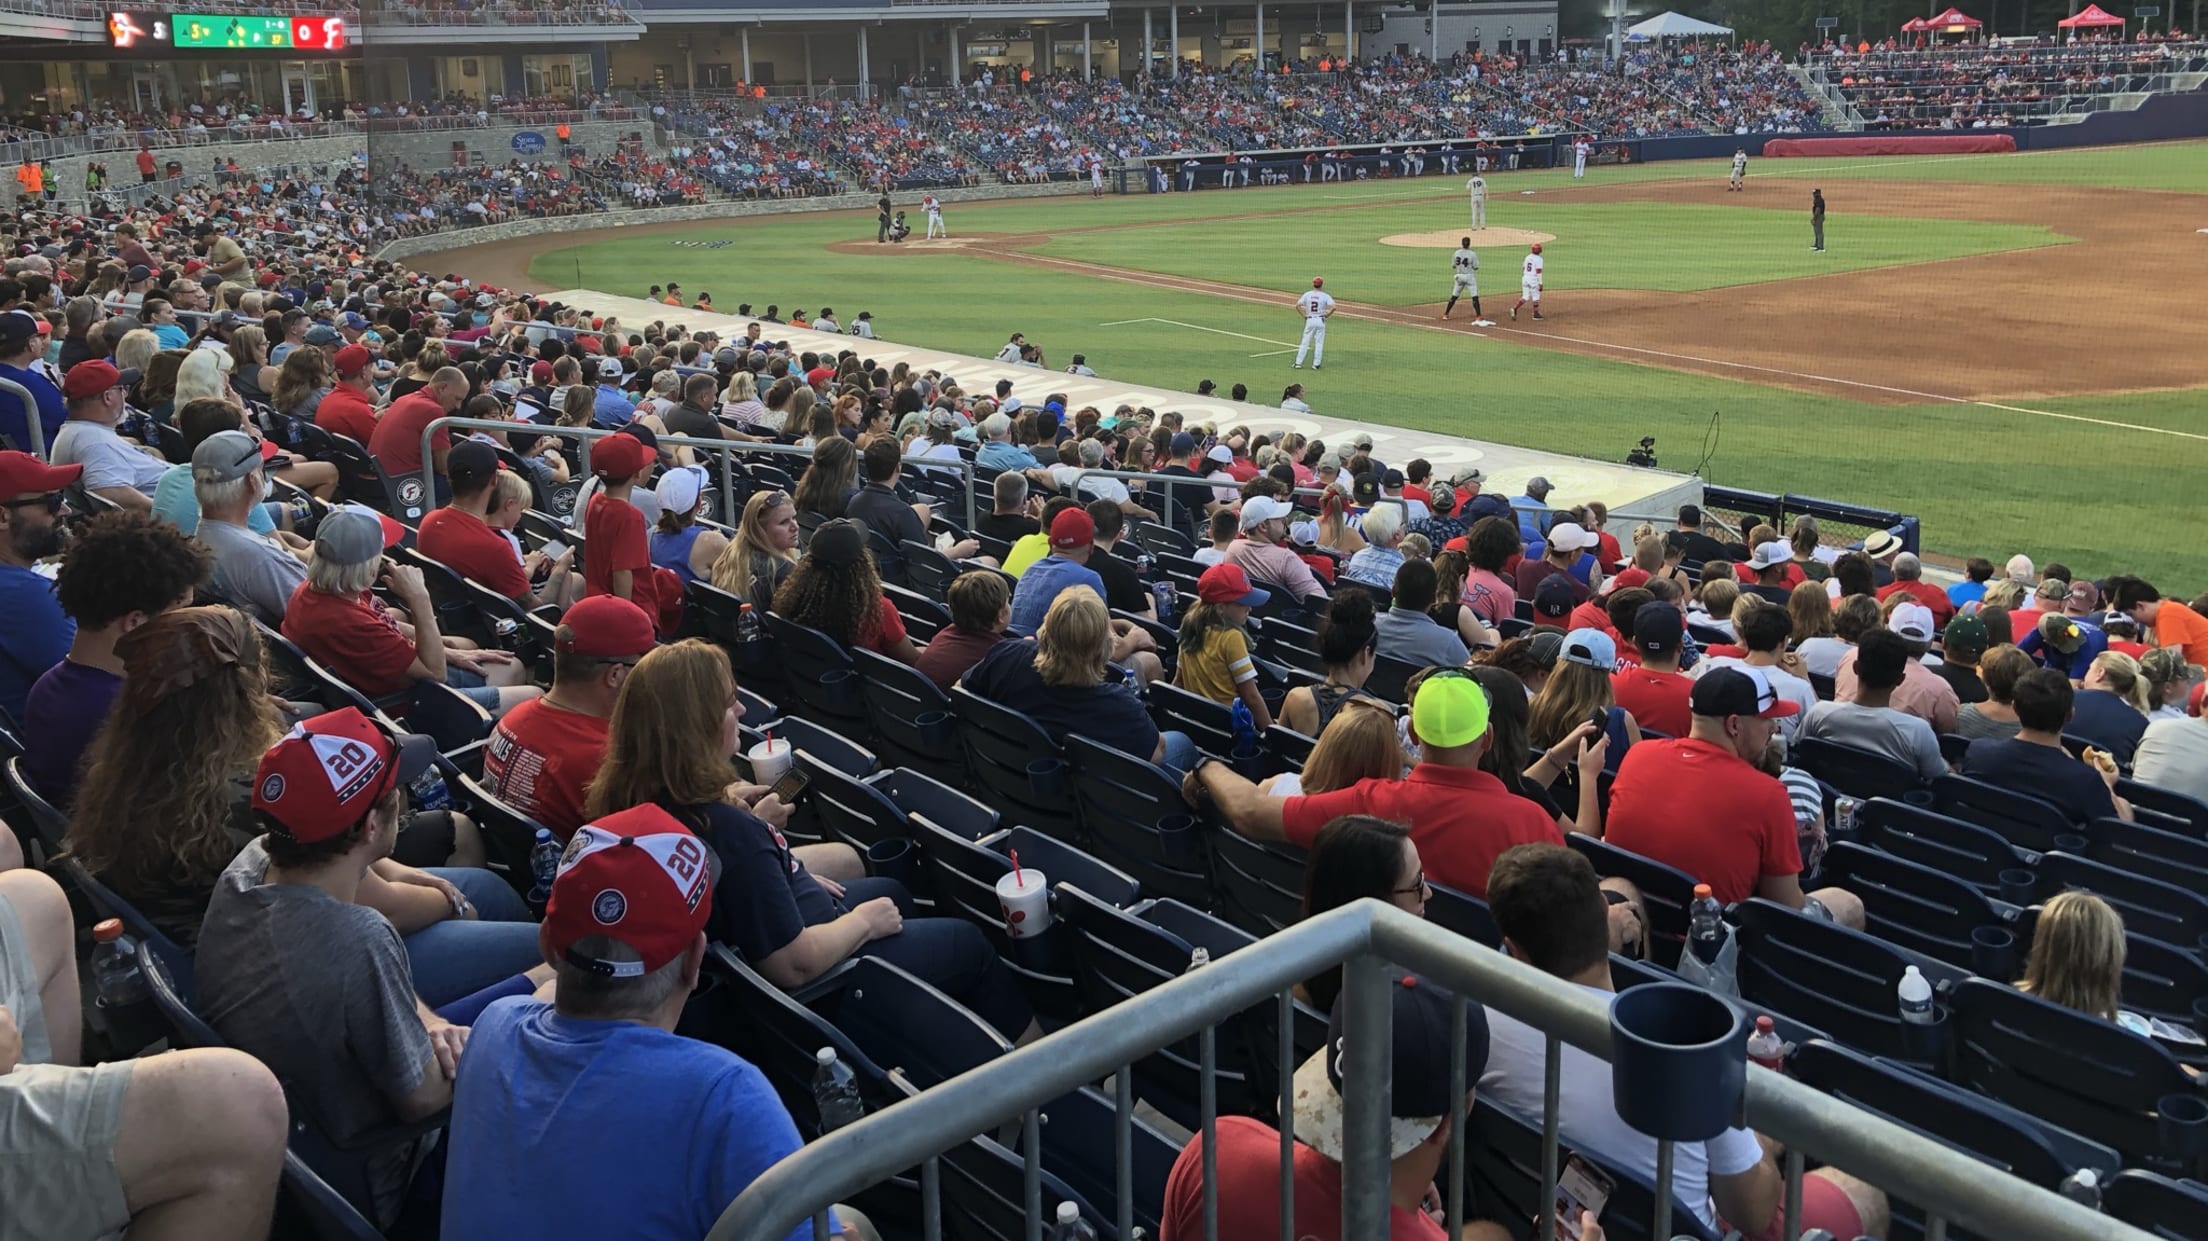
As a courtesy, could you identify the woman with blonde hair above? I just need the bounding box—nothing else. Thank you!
[1264,696,1402,798]
[2138,646,2199,721]
[173,347,241,410]
[710,489,801,608]
[270,345,331,420]
[1981,579,2027,612]
[1529,631,1641,756]
[2016,891,2126,1023]
[2070,650,2151,765]
[779,383,817,440]
[1689,577,1741,639]
[1789,580,1836,645]
[963,585,1198,775]
[113,327,160,382]
[225,324,279,404]
[719,369,768,432]
[594,640,1037,1040]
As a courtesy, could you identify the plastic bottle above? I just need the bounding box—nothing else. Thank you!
[528,827,561,906]
[1047,1201,1100,1241]
[1897,965,1935,1025]
[409,766,452,813]
[1688,883,1725,965]
[736,601,761,643]
[1746,1015,1785,1071]
[1151,580,1176,624]
[1187,946,1211,973]
[2058,1168,2101,1211]
[91,920,150,1010]
[813,1047,866,1132]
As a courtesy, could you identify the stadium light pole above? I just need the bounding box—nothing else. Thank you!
[1170,5,1180,77]
[1344,0,1353,59]
[1257,4,1265,68]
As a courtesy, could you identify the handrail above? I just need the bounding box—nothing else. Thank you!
[710,901,2150,1241]
[0,376,46,457]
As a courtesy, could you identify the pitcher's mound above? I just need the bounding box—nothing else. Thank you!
[1380,228,1556,249]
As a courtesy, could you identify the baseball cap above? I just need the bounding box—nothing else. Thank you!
[335,344,373,378]
[1169,431,1197,458]
[654,464,707,518]
[341,310,370,330]
[2066,580,2100,612]
[1049,506,1096,551]
[1206,444,1234,466]
[1862,530,1902,559]
[1745,540,1792,571]
[597,356,625,379]
[0,449,82,497]
[544,805,713,977]
[61,359,139,400]
[1287,520,1319,547]
[190,429,277,484]
[1412,672,1490,749]
[1291,973,1488,1163]
[529,359,555,383]
[304,324,342,346]
[1532,574,1577,620]
[1690,666,1800,719]
[251,707,437,843]
[1240,495,1294,531]
[2038,612,2085,654]
[1943,615,1989,657]
[808,518,866,567]
[0,310,39,348]
[2099,609,2137,633]
[1560,629,1616,670]
[313,504,407,567]
[589,431,654,480]
[1546,522,1596,553]
[2004,553,2035,583]
[447,439,500,492]
[1526,628,1565,670]
[1889,602,1937,644]
[125,263,151,283]
[1633,605,1684,654]
[1196,562,1270,608]
[1351,474,1380,507]
[554,595,657,659]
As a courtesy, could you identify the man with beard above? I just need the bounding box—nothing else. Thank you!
[0,450,80,722]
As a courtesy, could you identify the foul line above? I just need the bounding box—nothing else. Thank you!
[1099,317,1299,348]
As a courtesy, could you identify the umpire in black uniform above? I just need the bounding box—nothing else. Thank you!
[1811,188,1826,252]
[877,192,894,243]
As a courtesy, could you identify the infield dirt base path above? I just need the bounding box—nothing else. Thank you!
[429,176,2208,405]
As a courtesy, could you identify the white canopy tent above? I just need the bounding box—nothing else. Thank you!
[1625,10,1736,38]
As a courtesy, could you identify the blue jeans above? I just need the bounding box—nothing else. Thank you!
[403,868,542,1009]
[444,665,503,711]
[1155,730,1199,779]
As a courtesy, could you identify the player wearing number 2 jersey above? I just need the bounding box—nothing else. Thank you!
[1512,244,1545,322]
[1442,240,1483,321]
[1293,277,1334,370]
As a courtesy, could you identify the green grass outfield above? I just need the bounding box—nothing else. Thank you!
[530,140,2208,585]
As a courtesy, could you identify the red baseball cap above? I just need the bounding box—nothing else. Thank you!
[334,344,373,378]
[805,366,833,388]
[554,595,656,659]
[545,805,713,976]
[1049,507,1095,551]
[529,360,554,383]
[251,707,437,843]
[590,432,654,479]
[0,450,82,498]
[1196,561,1271,608]
[61,359,137,401]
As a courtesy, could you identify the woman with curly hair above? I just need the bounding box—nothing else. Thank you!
[269,345,330,421]
[773,518,919,663]
[792,434,856,521]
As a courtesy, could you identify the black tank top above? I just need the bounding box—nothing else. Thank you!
[1308,681,1382,735]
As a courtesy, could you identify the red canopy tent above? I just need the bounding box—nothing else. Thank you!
[1923,7,1983,28]
[2057,3,2125,25]
[1900,16,1933,30]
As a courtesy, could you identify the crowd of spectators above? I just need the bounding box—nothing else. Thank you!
[1814,36,2208,128]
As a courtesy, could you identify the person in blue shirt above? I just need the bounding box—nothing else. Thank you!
[1947,556,1994,608]
[0,310,67,455]
[143,298,193,350]
[2017,612,2108,684]
[441,805,868,1241]
[590,356,635,427]
[1511,474,1554,544]
[0,451,81,725]
[1008,506,1106,636]
[973,410,1045,477]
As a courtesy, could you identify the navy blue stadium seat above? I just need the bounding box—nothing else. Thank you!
[2117,778,2208,839]
[1818,841,2017,972]
[761,612,867,732]
[950,686,1081,843]
[1566,835,1697,968]
[851,649,963,786]
[2084,815,2208,891]
[822,955,1010,1092]
[1793,736,1931,802]
[1426,881,1503,949]
[2103,1170,2208,1241]
[1465,1100,1722,1241]
[1207,828,1306,938]
[1143,681,1239,758]
[453,774,553,899]
[701,946,882,1138]
[1064,735,1211,908]
[2035,849,2208,954]
[882,583,951,643]
[1935,773,2079,850]
[1854,796,2034,894]
[1733,898,1963,1069]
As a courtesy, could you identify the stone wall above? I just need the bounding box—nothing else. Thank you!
[377,177,1091,263]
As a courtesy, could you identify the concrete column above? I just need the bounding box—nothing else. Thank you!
[1141,9,1152,77]
[739,27,751,85]
[685,43,696,90]
[857,24,870,99]
[1082,21,1092,78]
[1256,5,1265,68]
[949,26,961,82]
[1032,23,1048,76]
[1169,5,1180,77]
[1344,0,1355,61]
[803,32,814,94]
[1430,0,1439,60]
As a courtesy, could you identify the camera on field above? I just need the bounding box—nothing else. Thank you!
[1626,436,1658,469]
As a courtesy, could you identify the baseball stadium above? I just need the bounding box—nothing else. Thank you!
[5,1,2208,1240]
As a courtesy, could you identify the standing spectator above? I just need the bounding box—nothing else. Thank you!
[0,451,78,723]
[483,596,656,841]
[2108,576,2208,668]
[1834,605,1958,734]
[1959,669,2132,825]
[1797,628,1946,783]
[582,431,677,634]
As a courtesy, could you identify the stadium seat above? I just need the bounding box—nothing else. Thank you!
[54,857,194,1002]
[1208,827,1307,938]
[801,754,913,861]
[1465,1100,1722,1241]
[2033,850,2208,954]
[1425,881,1503,950]
[2102,1170,2208,1241]
[402,679,495,756]
[2083,815,2208,891]
[454,774,554,897]
[1360,653,1421,707]
[277,1151,385,1241]
[1935,774,2079,851]
[874,768,999,844]
[950,687,1081,843]
[1733,898,1963,1069]
[883,584,951,643]
[897,538,962,603]
[752,716,874,844]
[701,946,882,1138]
[1853,797,2034,894]
[761,613,867,732]
[1143,682,1240,758]
[394,546,495,647]
[1263,724,1317,768]
[1565,835,1697,968]
[2,755,67,860]
[2116,778,2208,839]
[822,956,1011,1092]
[1064,735,1212,909]
[1818,841,2018,971]
[1793,736,1930,802]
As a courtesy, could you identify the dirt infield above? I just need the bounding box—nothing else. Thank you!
[1379,227,1556,248]
[427,175,2208,405]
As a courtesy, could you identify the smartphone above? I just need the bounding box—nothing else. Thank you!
[767,767,810,805]
[1550,1154,1615,1241]
[1587,707,1610,737]
[537,538,568,560]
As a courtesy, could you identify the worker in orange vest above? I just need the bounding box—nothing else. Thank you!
[14,159,42,202]
[556,121,572,151]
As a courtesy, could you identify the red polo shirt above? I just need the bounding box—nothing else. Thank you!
[281,585,417,698]
[369,390,449,477]
[482,698,608,840]
[418,506,529,602]
[1876,579,1955,627]
[1610,666,1694,737]
[1280,764,1562,897]
[1604,737,1800,904]
[315,383,379,446]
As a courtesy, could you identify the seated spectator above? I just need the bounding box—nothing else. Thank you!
[1606,668,1863,926]
[419,440,569,609]
[582,431,680,635]
[1176,562,1274,730]
[2014,891,2132,1029]
[199,708,555,1230]
[50,360,162,510]
[190,430,308,622]
[1083,500,1155,618]
[1798,627,1946,783]
[709,488,800,609]
[1343,502,1406,589]
[317,344,382,445]
[1481,843,1888,1241]
[1193,507,1238,568]
[0,866,288,1240]
[965,586,1195,774]
[441,805,864,1240]
[1459,517,1520,626]
[974,470,1042,546]
[22,511,208,809]
[1374,558,1470,670]
[2137,647,2198,722]
[0,451,80,724]
[1009,506,1107,635]
[588,640,1034,1042]
[1835,604,1958,734]
[1798,591,1878,681]
[369,365,467,502]
[649,464,729,588]
[1948,557,1996,609]
[1932,614,1990,705]
[1470,664,1611,843]
[1955,644,2033,741]
[1529,630,1640,760]
[483,596,656,841]
[1960,668,2133,825]
[1192,670,1562,897]
[1162,967,1516,1241]
[2019,611,2109,683]
[774,518,920,665]
[1514,522,1595,601]
[151,399,288,540]
[848,439,954,584]
[916,568,1011,691]
[2135,695,2208,803]
[2109,575,2208,668]
[793,436,857,522]
[1223,495,1326,605]
[2066,650,2151,768]
[1262,696,1405,801]
[1611,605,1693,737]
[1425,549,1498,652]
[1875,552,1954,626]
[1691,601,1815,738]
[0,310,66,455]
[1279,588,1385,735]
[285,506,539,714]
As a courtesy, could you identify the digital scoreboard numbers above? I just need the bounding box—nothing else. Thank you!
[109,10,349,51]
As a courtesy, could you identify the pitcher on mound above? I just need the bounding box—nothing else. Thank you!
[1467,174,1488,229]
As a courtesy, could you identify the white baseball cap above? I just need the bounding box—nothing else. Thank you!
[1745,540,1793,571]
[1546,522,1597,552]
[1890,602,1937,644]
[1240,496,1294,531]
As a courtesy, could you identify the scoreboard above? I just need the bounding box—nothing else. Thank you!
[108,11,351,51]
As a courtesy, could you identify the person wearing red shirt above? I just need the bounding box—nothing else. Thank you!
[1873,552,1954,627]
[482,595,653,840]
[368,365,465,503]
[2005,577,2067,642]
[580,430,678,635]
[1399,457,1434,508]
[1610,606,1694,737]
[1604,668,1861,926]
[315,344,381,446]
[417,440,568,608]
[1189,671,1562,897]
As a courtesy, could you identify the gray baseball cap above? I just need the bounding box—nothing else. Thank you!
[314,504,403,567]
[190,430,269,484]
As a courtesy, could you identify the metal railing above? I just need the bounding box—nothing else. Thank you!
[710,900,2147,1241]
[0,376,46,457]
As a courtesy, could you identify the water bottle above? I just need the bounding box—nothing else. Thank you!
[1047,1201,1100,1241]
[1688,883,1725,965]
[812,1047,866,1132]
[1897,965,1935,1025]
[528,827,561,907]
[1746,1015,1785,1071]
[1187,945,1211,974]
[409,766,452,813]
[1122,665,1138,691]
[91,919,158,1052]
[1151,579,1175,623]
[2058,1168,2101,1211]
[736,601,761,643]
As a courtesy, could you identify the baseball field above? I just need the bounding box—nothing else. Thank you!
[434,138,2208,584]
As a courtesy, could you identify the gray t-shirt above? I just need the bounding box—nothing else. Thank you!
[50,420,168,496]
[1798,700,1945,782]
[1373,605,1471,670]
[198,517,307,623]
[196,839,431,1224]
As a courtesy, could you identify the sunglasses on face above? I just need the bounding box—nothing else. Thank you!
[1,492,65,515]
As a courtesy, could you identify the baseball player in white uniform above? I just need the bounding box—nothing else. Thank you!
[1512,243,1545,321]
[1293,277,1334,370]
[1572,139,1591,178]
[1467,174,1488,229]
[1729,148,1748,192]
[923,193,946,238]
[1090,158,1105,197]
[1442,239,1483,322]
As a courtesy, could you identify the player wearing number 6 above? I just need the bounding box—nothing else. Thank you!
[1293,277,1334,370]
[1512,244,1545,322]
[1442,239,1482,321]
